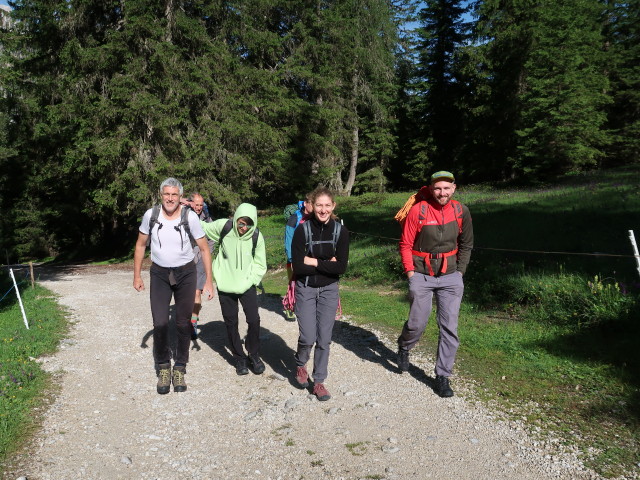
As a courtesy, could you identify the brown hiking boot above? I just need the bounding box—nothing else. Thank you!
[172,365,187,392]
[295,366,309,388]
[312,383,331,401]
[157,363,171,394]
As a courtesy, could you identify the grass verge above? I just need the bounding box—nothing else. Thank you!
[0,269,68,465]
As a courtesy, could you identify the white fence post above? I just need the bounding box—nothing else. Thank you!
[9,268,29,329]
[629,230,640,281]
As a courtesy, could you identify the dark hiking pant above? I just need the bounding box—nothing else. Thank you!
[150,261,196,366]
[218,286,260,360]
[398,271,464,377]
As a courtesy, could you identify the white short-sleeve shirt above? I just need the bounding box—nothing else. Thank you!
[139,207,206,268]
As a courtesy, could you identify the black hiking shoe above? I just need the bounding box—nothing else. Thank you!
[397,348,410,373]
[156,363,171,395]
[435,375,454,398]
[248,354,266,374]
[236,358,249,375]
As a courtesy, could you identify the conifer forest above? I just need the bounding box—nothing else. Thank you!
[0,0,638,259]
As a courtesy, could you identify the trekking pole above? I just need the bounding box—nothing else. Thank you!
[9,268,29,329]
[629,230,640,281]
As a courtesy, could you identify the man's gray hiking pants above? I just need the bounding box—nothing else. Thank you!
[398,271,464,377]
[294,281,339,384]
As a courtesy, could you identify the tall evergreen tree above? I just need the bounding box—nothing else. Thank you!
[469,0,609,179]
[412,0,470,173]
[2,0,301,256]
[286,0,398,196]
[604,0,640,165]
[515,0,609,176]
[1,0,402,258]
[464,0,534,180]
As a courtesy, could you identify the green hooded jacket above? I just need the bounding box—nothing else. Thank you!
[201,203,267,294]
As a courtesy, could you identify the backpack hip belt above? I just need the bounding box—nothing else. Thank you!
[412,248,458,276]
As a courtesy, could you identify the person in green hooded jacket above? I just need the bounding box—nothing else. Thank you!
[201,203,268,375]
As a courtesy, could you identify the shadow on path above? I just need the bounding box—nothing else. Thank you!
[332,320,438,394]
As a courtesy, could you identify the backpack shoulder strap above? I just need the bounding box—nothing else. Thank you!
[332,221,342,252]
[251,228,259,257]
[217,219,234,259]
[219,218,233,244]
[147,205,162,246]
[149,205,161,233]
[451,200,463,234]
[179,207,197,247]
[303,220,312,256]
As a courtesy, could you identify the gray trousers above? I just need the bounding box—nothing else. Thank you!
[398,271,464,377]
[294,281,339,384]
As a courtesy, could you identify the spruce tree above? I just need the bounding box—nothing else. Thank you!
[515,0,609,176]
[604,0,640,165]
[412,0,470,173]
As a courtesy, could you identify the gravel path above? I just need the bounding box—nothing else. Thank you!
[5,267,601,480]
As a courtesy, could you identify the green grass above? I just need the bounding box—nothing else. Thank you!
[0,270,68,463]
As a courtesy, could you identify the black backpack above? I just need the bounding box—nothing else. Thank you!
[302,220,342,257]
[148,205,196,248]
[299,219,342,287]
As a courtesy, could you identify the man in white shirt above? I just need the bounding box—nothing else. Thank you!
[133,178,214,394]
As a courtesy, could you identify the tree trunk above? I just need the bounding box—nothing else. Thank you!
[164,0,174,42]
[343,125,359,197]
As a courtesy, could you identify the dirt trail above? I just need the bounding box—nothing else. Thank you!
[4,267,598,480]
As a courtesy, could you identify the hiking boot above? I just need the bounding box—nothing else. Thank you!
[295,366,309,388]
[312,383,331,401]
[397,348,410,373]
[172,365,187,393]
[156,363,171,395]
[435,375,454,398]
[249,354,266,374]
[235,358,249,376]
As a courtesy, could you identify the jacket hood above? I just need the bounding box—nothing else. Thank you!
[233,203,258,236]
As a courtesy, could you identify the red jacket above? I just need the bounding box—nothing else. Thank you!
[399,197,473,276]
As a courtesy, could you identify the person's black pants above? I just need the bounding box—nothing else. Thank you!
[149,262,196,365]
[218,287,261,360]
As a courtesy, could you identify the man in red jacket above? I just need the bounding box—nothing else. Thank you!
[397,171,473,397]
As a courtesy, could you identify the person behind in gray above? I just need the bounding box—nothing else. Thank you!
[133,178,214,394]
[182,192,214,340]
[291,186,350,401]
[397,171,473,398]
